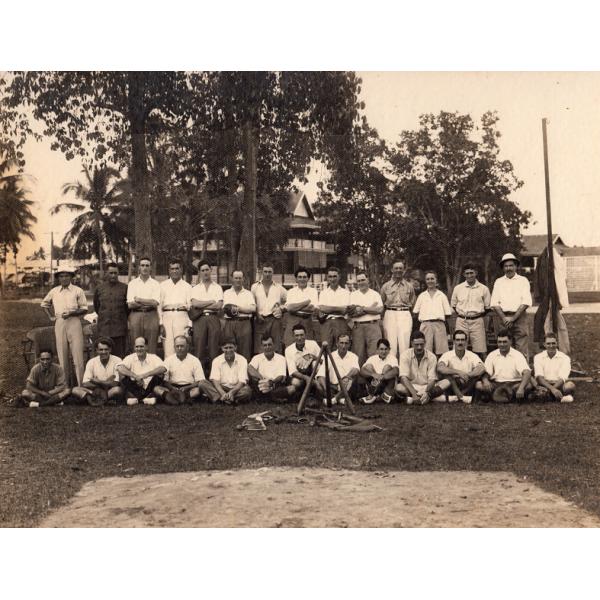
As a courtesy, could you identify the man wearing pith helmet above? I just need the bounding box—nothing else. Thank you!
[490,253,532,362]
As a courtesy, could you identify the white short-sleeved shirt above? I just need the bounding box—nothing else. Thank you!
[210,353,248,386]
[363,353,399,375]
[119,353,165,388]
[484,348,530,382]
[160,278,192,310]
[223,287,256,316]
[126,276,161,305]
[249,352,287,380]
[438,349,483,372]
[251,281,287,316]
[83,354,121,384]
[413,289,452,321]
[285,340,321,376]
[451,280,491,316]
[490,274,532,312]
[399,348,438,385]
[41,284,88,317]
[533,350,571,382]
[191,281,224,304]
[349,289,383,322]
[163,353,205,385]
[285,286,319,311]
[317,350,359,385]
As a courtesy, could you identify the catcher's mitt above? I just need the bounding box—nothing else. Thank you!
[296,353,316,375]
[164,388,186,406]
[223,303,239,318]
[258,378,273,394]
[87,387,108,407]
[346,304,358,318]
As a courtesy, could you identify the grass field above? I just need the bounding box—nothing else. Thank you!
[1,300,599,527]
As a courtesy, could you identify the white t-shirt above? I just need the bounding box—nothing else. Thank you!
[285,340,321,376]
[533,350,571,382]
[118,353,165,388]
[163,353,205,385]
[317,350,359,385]
[413,289,452,321]
[249,352,287,380]
[210,353,248,386]
[349,288,383,322]
[438,350,483,372]
[83,354,121,384]
[363,353,398,375]
[484,348,530,382]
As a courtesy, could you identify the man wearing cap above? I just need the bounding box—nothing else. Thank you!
[349,271,384,365]
[381,260,416,359]
[93,262,128,358]
[127,257,161,355]
[248,334,295,402]
[451,263,491,359]
[41,267,88,386]
[476,329,533,403]
[116,336,167,404]
[251,263,287,354]
[222,270,256,360]
[159,259,192,358]
[285,323,321,396]
[318,266,351,350]
[532,332,576,403]
[190,260,224,369]
[490,253,532,361]
[19,350,71,407]
[153,335,220,404]
[209,339,252,404]
[72,336,124,405]
[283,267,319,346]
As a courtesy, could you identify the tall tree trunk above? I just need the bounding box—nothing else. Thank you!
[96,214,104,276]
[127,72,152,263]
[127,243,133,281]
[238,120,258,284]
[13,249,18,283]
[1,244,6,295]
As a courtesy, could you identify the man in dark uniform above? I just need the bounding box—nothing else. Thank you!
[94,262,129,357]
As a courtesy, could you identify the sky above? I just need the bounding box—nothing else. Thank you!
[12,71,600,263]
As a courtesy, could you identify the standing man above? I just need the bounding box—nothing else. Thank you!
[251,263,287,354]
[437,330,486,403]
[412,271,452,356]
[209,339,252,405]
[285,323,321,397]
[349,271,384,365]
[19,351,71,407]
[72,337,124,406]
[477,329,533,403]
[159,259,192,358]
[127,257,161,355]
[248,335,295,402]
[532,332,575,403]
[451,263,491,359]
[222,270,256,360]
[318,266,351,350]
[93,262,128,358]
[359,338,399,404]
[190,260,224,369]
[490,253,532,361]
[116,336,166,405]
[283,267,319,346]
[316,333,360,405]
[380,260,416,359]
[41,267,88,386]
[154,335,220,404]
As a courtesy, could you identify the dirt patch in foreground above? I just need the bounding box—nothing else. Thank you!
[41,468,600,527]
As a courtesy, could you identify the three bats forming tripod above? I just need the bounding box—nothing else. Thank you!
[297,342,356,415]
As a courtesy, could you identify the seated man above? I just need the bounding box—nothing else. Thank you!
[396,330,446,404]
[116,336,167,405]
[285,323,321,396]
[316,333,360,406]
[248,334,295,402]
[476,329,533,403]
[209,339,252,405]
[437,329,486,403]
[359,338,399,404]
[72,336,124,406]
[154,335,220,404]
[20,350,71,407]
[532,332,575,403]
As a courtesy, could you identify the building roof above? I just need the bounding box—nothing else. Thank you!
[561,246,600,257]
[521,234,567,256]
[288,190,315,220]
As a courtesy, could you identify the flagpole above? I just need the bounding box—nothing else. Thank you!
[542,118,557,333]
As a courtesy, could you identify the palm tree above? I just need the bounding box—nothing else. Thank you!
[54,166,123,276]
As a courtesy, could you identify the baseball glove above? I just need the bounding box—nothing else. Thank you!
[87,387,108,407]
[223,303,239,318]
[164,388,186,406]
[258,378,273,393]
[296,353,316,375]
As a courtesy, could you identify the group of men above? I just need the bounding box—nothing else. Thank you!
[20,251,575,407]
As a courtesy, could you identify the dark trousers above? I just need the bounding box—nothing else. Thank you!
[320,318,350,351]
[128,310,159,355]
[121,375,164,400]
[283,315,317,347]
[108,335,127,359]
[254,315,283,354]
[222,319,253,361]
[193,314,222,370]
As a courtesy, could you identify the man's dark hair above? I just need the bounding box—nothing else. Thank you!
[221,338,237,347]
[410,330,426,342]
[292,323,306,333]
[376,338,391,349]
[138,257,151,264]
[496,329,513,341]
[95,336,114,350]
[198,260,211,270]
[337,333,351,342]
[327,266,341,275]
[168,259,183,268]
[295,267,311,278]
[453,329,468,340]
[261,334,274,344]
[544,331,558,341]
[106,262,118,270]
[462,263,477,272]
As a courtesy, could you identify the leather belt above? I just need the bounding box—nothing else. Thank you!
[162,308,188,312]
[458,313,485,320]
[132,308,156,312]
[422,319,444,323]
[226,316,252,321]
[503,311,516,315]
[386,307,409,311]
[354,320,380,325]
[326,316,346,320]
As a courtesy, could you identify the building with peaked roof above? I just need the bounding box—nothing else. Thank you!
[521,234,569,272]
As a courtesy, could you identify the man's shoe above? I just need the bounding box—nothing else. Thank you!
[359,395,375,405]
[561,394,574,403]
[447,395,459,403]
[406,397,414,405]
[143,396,156,405]
[381,393,393,404]
[126,397,139,406]
[432,394,447,402]
[29,401,40,408]
[461,395,473,404]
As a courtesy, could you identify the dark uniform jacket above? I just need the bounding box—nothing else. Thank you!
[93,281,129,338]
